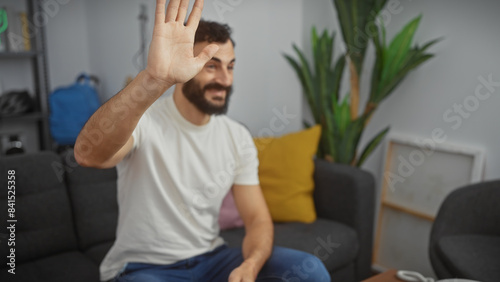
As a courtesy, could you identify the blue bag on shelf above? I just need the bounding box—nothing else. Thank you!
[49,74,101,145]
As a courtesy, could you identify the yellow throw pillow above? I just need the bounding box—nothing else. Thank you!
[253,125,321,223]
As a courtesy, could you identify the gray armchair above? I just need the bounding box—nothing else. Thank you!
[429,180,500,282]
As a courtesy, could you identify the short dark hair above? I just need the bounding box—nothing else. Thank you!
[195,20,235,47]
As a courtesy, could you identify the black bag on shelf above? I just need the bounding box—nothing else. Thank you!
[0,90,35,117]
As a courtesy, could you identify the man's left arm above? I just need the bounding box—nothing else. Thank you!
[228,184,274,282]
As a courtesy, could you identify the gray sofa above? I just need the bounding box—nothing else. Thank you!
[0,150,375,282]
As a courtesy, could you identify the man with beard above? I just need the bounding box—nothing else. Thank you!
[75,0,330,281]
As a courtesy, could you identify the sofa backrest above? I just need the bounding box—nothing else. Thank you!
[60,149,118,251]
[0,152,79,265]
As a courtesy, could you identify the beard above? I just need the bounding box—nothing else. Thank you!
[182,78,233,116]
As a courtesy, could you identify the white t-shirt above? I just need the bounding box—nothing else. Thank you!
[100,95,260,281]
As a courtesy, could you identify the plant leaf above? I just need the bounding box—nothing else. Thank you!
[333,0,380,74]
[372,16,440,104]
[293,44,319,115]
[378,54,434,101]
[316,33,329,115]
[330,55,346,107]
[323,110,337,161]
[356,126,389,167]
[336,115,366,164]
[0,9,8,34]
[283,54,319,123]
[369,24,384,104]
[381,15,422,87]
[418,37,443,53]
[334,94,351,137]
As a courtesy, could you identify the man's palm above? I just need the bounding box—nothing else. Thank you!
[145,0,218,85]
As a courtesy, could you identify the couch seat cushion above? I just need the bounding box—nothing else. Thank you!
[0,251,99,282]
[62,149,118,251]
[0,152,79,265]
[437,234,500,281]
[84,241,115,265]
[221,218,358,272]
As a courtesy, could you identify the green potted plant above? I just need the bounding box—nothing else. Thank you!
[284,0,440,166]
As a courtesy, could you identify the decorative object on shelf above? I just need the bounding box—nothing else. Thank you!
[2,5,31,52]
[19,11,30,51]
[0,7,7,52]
[4,135,25,155]
[284,0,440,166]
[0,90,35,117]
[49,74,101,146]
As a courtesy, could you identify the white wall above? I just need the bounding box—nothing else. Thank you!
[46,0,91,90]
[84,0,153,102]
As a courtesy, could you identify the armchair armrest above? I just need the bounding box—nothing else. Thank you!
[431,180,500,239]
[429,180,500,278]
[313,158,375,280]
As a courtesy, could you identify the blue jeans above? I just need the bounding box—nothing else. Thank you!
[111,245,330,282]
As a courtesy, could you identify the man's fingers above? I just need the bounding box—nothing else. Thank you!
[154,0,167,25]
[186,0,204,28]
[195,44,219,68]
[176,0,190,23]
[165,0,181,22]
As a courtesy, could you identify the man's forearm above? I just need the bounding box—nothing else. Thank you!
[241,219,274,277]
[74,70,171,167]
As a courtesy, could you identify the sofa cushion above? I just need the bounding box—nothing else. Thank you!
[62,150,118,251]
[0,152,79,265]
[219,189,245,230]
[0,251,100,282]
[437,234,500,281]
[253,125,321,223]
[84,241,114,265]
[221,218,358,273]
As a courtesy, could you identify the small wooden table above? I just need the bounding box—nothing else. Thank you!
[362,269,401,282]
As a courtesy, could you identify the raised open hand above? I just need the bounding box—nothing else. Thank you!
[145,0,219,86]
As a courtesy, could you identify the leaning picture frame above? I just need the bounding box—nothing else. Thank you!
[373,133,485,277]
